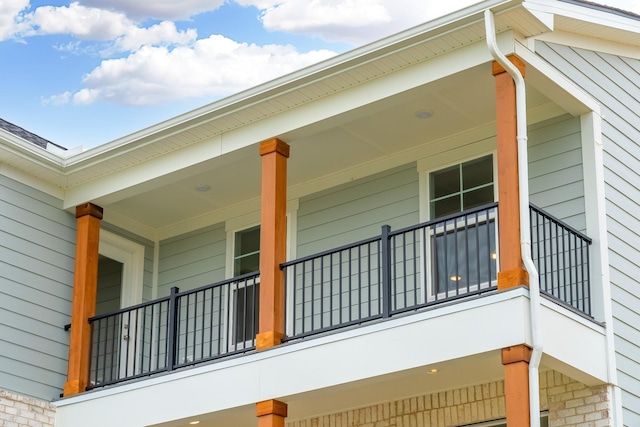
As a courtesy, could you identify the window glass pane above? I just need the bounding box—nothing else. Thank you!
[235,253,260,275]
[462,155,493,190]
[463,185,494,210]
[431,165,460,199]
[433,195,460,218]
[235,225,260,257]
[234,283,260,344]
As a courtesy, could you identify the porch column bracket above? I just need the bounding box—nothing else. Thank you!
[64,202,103,396]
[502,344,532,427]
[256,399,288,427]
[257,138,289,351]
[493,54,528,290]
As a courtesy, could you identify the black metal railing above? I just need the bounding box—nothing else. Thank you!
[281,203,499,340]
[88,272,259,389]
[86,202,594,389]
[530,204,592,315]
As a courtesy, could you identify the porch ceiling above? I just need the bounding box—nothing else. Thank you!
[101,62,565,237]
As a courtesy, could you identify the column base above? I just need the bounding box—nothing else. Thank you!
[63,380,82,397]
[256,330,285,351]
[498,267,529,289]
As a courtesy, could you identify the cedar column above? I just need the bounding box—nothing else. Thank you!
[256,138,289,350]
[502,345,533,426]
[493,55,529,289]
[256,400,288,427]
[64,202,103,396]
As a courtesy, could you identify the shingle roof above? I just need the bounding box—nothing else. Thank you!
[561,0,640,20]
[0,118,66,151]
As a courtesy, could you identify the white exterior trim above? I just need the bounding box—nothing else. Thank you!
[99,230,145,307]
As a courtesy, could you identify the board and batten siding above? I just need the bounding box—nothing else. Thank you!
[528,114,585,232]
[297,163,419,258]
[157,222,226,297]
[0,175,75,401]
[536,41,640,425]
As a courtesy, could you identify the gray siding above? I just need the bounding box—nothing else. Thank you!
[157,222,226,297]
[0,175,75,400]
[297,163,419,257]
[537,41,640,425]
[101,223,154,302]
[528,114,585,231]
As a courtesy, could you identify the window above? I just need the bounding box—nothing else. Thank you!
[428,155,497,295]
[232,226,260,346]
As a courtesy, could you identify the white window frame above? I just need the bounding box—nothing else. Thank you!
[224,200,299,347]
[418,151,499,303]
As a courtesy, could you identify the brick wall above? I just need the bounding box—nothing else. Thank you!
[286,371,610,427]
[0,389,55,427]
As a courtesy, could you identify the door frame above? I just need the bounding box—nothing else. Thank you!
[99,230,145,308]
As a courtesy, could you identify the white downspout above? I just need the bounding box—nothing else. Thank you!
[484,10,542,427]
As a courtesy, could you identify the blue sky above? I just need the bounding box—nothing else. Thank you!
[1,0,639,150]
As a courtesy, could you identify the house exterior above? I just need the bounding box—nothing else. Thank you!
[1,0,639,426]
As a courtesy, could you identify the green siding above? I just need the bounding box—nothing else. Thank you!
[528,114,585,231]
[0,175,75,400]
[157,222,226,297]
[537,41,640,425]
[297,163,419,257]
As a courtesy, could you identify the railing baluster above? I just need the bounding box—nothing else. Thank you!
[381,225,392,318]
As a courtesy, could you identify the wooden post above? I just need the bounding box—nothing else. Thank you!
[256,400,288,427]
[256,138,289,350]
[64,203,103,396]
[493,55,529,289]
[502,345,533,426]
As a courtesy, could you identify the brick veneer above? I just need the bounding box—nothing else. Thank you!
[0,389,55,427]
[286,371,611,427]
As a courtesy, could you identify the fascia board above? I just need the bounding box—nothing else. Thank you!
[63,34,512,210]
[0,129,66,171]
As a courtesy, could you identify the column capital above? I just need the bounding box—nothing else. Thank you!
[502,344,533,365]
[75,202,103,219]
[492,54,526,77]
[260,138,290,158]
[256,399,288,418]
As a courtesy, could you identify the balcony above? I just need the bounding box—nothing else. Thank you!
[86,203,592,390]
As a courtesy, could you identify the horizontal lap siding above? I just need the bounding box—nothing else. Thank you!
[157,223,226,297]
[536,41,640,425]
[297,163,419,257]
[528,114,585,231]
[0,175,75,400]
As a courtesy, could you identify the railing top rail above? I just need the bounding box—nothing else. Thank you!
[89,295,171,323]
[388,202,498,237]
[89,270,260,323]
[529,203,592,244]
[280,235,381,268]
[177,270,260,298]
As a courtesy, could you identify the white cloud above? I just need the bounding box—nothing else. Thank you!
[79,0,225,20]
[64,35,336,106]
[19,2,196,55]
[42,91,72,106]
[0,0,30,41]
[237,0,482,45]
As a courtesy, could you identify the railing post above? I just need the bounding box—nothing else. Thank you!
[166,286,179,371]
[381,225,392,318]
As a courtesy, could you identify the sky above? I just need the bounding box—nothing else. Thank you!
[1,0,639,150]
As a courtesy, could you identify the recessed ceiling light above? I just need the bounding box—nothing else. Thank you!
[195,185,211,192]
[415,111,432,119]
[189,422,200,425]
[427,368,439,374]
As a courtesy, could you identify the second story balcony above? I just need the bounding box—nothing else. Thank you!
[86,202,592,390]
